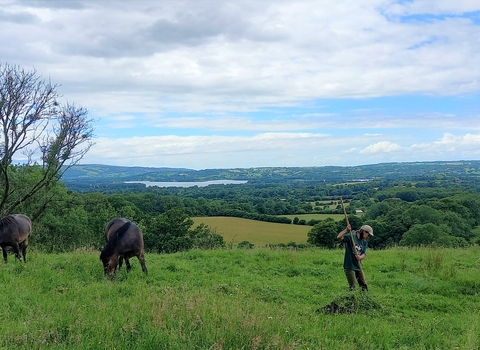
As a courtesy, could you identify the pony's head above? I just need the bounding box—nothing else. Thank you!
[100,248,119,276]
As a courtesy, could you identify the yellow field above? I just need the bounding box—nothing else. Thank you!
[192,217,312,246]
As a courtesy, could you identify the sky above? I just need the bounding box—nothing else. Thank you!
[1,0,480,170]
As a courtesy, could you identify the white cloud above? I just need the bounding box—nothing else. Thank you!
[3,0,480,112]
[360,141,402,154]
[84,132,337,168]
[79,131,480,169]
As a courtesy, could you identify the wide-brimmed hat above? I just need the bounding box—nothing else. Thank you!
[360,225,374,236]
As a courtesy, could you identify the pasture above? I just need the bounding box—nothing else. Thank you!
[192,217,312,246]
[281,213,345,222]
[1,246,479,349]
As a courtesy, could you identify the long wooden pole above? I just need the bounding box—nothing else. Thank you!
[340,196,367,287]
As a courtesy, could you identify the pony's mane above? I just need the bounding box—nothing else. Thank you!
[0,215,19,230]
[101,221,131,258]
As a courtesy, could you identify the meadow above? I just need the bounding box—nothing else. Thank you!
[192,214,345,246]
[192,217,312,246]
[1,246,479,349]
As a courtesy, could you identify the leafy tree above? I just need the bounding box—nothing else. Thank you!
[399,223,454,247]
[78,192,120,237]
[402,204,443,228]
[364,201,393,221]
[0,63,93,218]
[32,190,113,252]
[458,194,480,225]
[363,219,390,249]
[144,208,194,253]
[307,218,339,248]
[33,207,92,252]
[377,205,409,244]
[396,191,420,202]
[189,223,225,250]
[338,214,363,232]
[440,211,472,240]
[106,194,144,223]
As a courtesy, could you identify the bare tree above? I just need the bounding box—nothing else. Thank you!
[0,63,94,218]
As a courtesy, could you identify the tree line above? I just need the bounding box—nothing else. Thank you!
[308,192,480,249]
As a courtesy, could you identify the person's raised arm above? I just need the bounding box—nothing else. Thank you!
[337,224,351,240]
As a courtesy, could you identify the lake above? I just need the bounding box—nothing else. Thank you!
[124,180,248,188]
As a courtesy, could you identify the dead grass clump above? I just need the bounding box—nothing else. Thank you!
[317,291,382,314]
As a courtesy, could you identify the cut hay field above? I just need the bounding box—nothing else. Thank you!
[1,247,479,349]
[192,217,311,246]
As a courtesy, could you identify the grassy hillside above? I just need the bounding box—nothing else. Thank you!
[192,217,312,245]
[1,247,479,349]
[63,160,480,183]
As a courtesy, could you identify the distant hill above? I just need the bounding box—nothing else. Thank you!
[62,164,193,180]
[61,160,480,191]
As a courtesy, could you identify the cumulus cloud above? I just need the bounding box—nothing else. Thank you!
[4,0,480,107]
[360,141,402,154]
[81,131,480,169]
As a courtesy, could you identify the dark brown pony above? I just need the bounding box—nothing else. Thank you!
[0,214,32,263]
[100,218,147,276]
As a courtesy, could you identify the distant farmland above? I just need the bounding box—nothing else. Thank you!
[192,214,344,246]
[281,213,345,221]
[192,217,310,246]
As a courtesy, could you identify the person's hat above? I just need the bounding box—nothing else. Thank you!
[360,225,374,236]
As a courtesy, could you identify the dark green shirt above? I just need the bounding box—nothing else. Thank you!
[342,232,368,271]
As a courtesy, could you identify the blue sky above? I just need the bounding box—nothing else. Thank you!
[2,0,480,169]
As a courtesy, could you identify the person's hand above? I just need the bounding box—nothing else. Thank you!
[346,224,351,231]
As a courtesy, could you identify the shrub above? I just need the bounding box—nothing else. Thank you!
[237,240,254,249]
[307,218,339,248]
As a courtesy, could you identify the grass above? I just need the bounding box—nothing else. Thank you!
[1,246,479,349]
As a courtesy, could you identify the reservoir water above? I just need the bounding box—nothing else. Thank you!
[124,180,248,188]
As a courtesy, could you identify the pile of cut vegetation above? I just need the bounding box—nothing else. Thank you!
[318,291,382,314]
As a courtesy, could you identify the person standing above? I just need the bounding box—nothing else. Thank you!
[337,224,373,291]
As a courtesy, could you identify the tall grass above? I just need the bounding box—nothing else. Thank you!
[0,246,479,349]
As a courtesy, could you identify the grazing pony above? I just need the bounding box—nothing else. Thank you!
[100,218,147,276]
[0,214,32,263]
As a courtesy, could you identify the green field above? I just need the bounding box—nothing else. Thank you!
[193,217,312,246]
[192,215,346,246]
[281,213,345,222]
[1,247,479,349]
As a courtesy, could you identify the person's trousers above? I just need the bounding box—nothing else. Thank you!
[344,268,367,291]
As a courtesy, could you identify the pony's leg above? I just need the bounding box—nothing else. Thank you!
[138,254,148,274]
[11,243,22,262]
[118,256,124,270]
[20,240,28,263]
[125,258,132,272]
[1,246,7,263]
